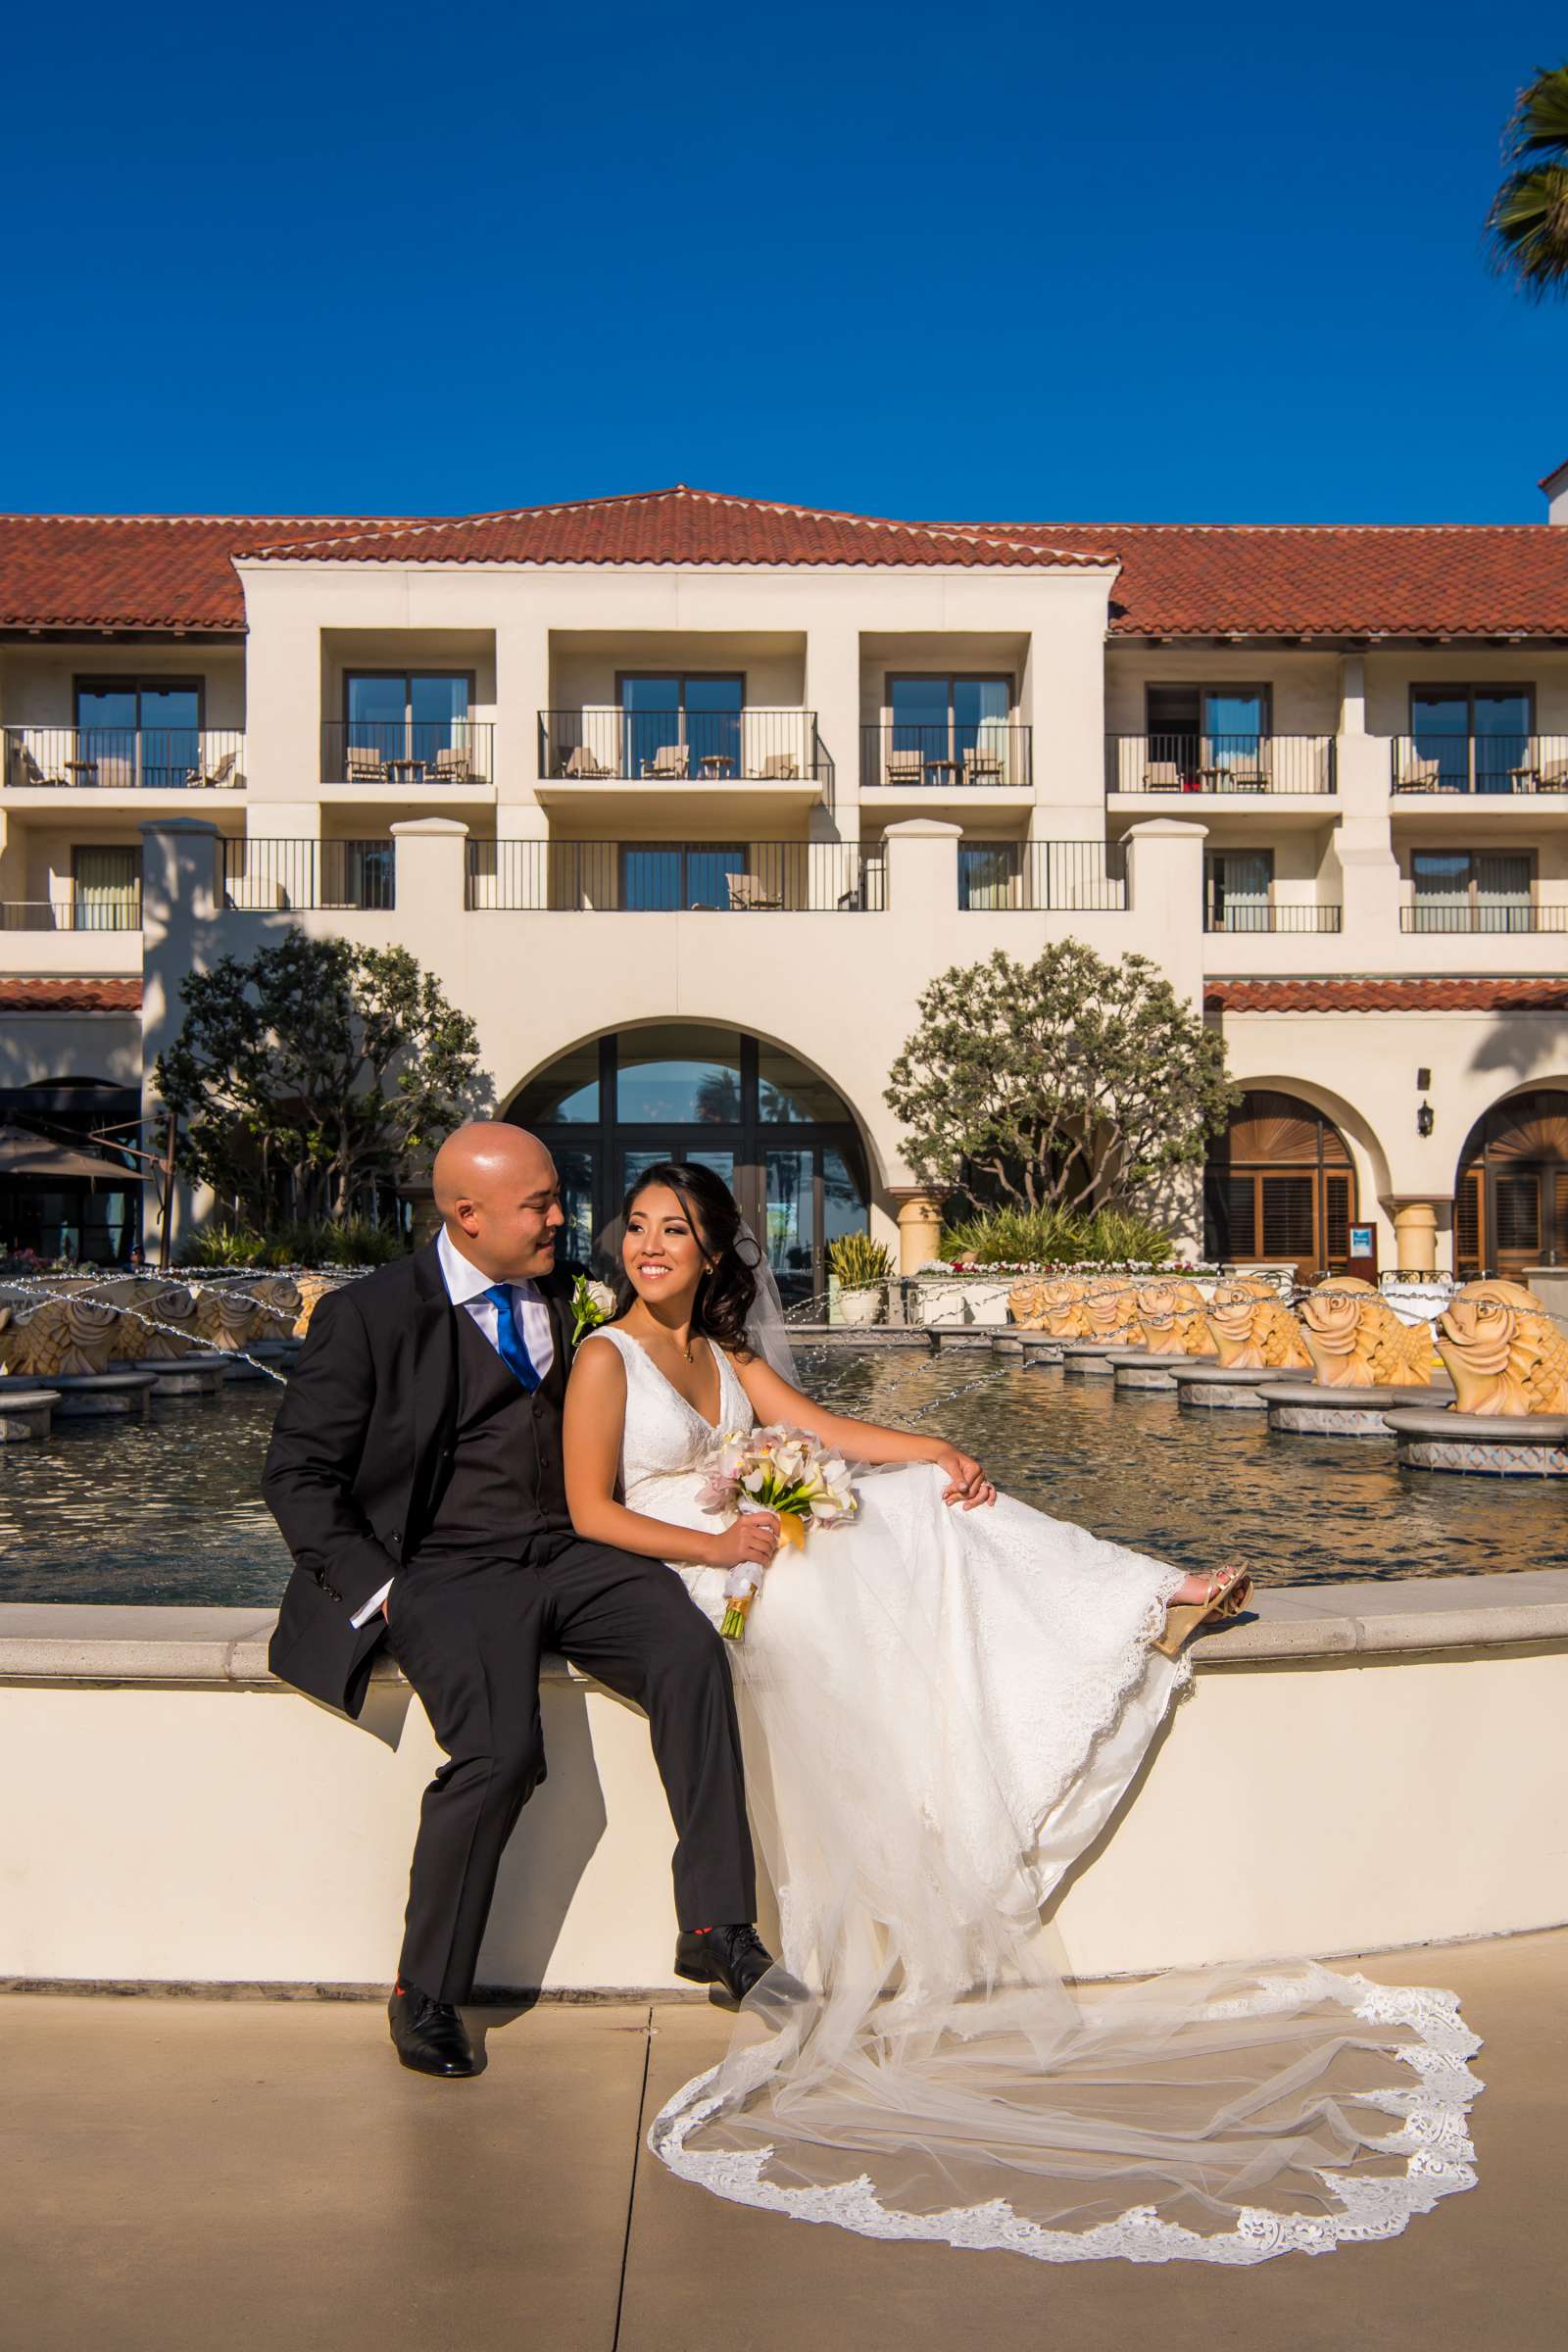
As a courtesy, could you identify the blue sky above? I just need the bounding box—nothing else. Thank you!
[4,2,1566,523]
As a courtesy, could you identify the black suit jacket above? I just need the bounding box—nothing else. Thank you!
[262,1240,572,1719]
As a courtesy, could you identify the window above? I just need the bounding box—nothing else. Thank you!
[72,846,142,931]
[1147,685,1270,785]
[75,677,202,788]
[1411,850,1533,932]
[958,844,1019,910]
[1409,686,1532,794]
[888,675,1015,782]
[620,844,746,911]
[345,672,471,767]
[619,675,743,779]
[1203,849,1273,932]
[1203,1090,1355,1280]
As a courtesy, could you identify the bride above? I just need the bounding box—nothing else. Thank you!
[563,1161,1482,2267]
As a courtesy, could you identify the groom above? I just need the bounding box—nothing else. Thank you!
[263,1119,782,2079]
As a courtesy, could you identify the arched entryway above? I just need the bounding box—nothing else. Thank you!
[1456,1088,1568,1275]
[508,1023,870,1307]
[1202,1090,1357,1282]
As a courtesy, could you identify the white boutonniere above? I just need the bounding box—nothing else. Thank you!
[570,1276,615,1348]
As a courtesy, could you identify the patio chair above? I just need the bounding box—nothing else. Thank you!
[642,743,690,780]
[345,744,388,784]
[757,751,801,780]
[1142,759,1186,790]
[431,745,472,786]
[1396,755,1446,793]
[962,747,1005,785]
[1216,759,1270,792]
[10,745,59,789]
[1534,759,1568,793]
[186,748,240,790]
[883,748,925,785]
[562,745,612,779]
[723,871,784,912]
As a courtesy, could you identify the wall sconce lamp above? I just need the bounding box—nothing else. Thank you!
[1416,1100,1436,1138]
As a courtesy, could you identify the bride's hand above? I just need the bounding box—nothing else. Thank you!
[931,1446,997,1510]
[706,1512,783,1571]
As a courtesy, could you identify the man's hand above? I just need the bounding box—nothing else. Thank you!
[932,1446,997,1510]
[381,1598,391,1621]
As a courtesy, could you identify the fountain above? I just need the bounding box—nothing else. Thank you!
[1261,1277,1447,1439]
[1174,1277,1308,1409]
[1384,1280,1568,1474]
[1109,1278,1216,1391]
[0,1294,158,1418]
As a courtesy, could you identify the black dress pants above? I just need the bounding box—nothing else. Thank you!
[384,1538,756,2004]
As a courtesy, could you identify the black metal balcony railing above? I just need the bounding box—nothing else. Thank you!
[220,839,395,911]
[1392,735,1568,795]
[3,728,245,792]
[1203,904,1344,934]
[862,724,1031,790]
[467,840,879,912]
[1106,734,1336,796]
[321,721,492,787]
[539,710,823,787]
[0,894,143,932]
[1401,902,1568,933]
[957,841,1127,911]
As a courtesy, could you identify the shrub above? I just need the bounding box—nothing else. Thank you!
[827,1233,895,1289]
[939,1204,1174,1268]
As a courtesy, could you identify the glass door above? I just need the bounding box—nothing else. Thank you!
[890,675,1012,785]
[1203,689,1267,786]
[73,847,142,931]
[77,678,200,788]
[1204,849,1273,931]
[1473,691,1532,795]
[620,845,746,910]
[621,676,742,781]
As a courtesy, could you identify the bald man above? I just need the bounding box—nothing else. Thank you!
[263,1122,760,2079]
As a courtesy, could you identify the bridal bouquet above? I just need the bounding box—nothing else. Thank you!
[695,1425,859,1641]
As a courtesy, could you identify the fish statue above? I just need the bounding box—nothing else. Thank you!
[0,1294,120,1377]
[1132,1279,1216,1356]
[1204,1277,1310,1371]
[1436,1280,1568,1416]
[1298,1277,1436,1390]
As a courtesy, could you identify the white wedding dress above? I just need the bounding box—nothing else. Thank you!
[584,1325,1483,2265]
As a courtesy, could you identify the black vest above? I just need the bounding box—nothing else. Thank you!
[414,1298,570,1560]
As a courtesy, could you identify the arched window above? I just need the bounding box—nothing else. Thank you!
[1203,1090,1355,1281]
[509,1025,869,1307]
[1456,1089,1568,1274]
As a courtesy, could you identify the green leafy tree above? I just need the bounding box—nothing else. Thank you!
[156,932,492,1229]
[1488,63,1568,296]
[884,941,1236,1218]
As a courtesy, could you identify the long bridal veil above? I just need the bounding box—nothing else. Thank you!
[649,1520,1483,2265]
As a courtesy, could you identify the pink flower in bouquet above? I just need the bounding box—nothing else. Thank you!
[695,1424,858,1639]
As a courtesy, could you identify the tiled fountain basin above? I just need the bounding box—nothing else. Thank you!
[1382,1407,1568,1477]
[1173,1362,1283,1410]
[1262,1381,1456,1439]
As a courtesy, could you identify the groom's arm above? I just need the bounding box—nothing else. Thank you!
[261,1288,402,1620]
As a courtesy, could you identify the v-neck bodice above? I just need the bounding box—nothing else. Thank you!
[580,1324,756,1512]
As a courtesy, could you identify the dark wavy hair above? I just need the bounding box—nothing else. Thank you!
[612,1160,758,1355]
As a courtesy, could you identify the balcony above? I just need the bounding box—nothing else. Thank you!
[0,894,141,931]
[1392,736,1568,796]
[1106,734,1335,797]
[466,839,878,912]
[1203,905,1344,934]
[957,841,1127,911]
[539,709,821,784]
[220,839,395,911]
[3,728,245,793]
[320,721,493,789]
[862,723,1031,793]
[1400,903,1568,933]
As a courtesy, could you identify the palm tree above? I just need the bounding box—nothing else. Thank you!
[1489,64,1568,297]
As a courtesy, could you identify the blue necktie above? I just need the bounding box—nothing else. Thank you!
[483,1283,541,1392]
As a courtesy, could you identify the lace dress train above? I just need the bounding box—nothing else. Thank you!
[583,1327,1483,2266]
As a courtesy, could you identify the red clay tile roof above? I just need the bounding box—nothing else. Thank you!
[239,486,1116,572]
[0,514,418,632]
[8,491,1568,638]
[0,979,142,1011]
[1206,978,1568,1013]
[939,520,1568,638]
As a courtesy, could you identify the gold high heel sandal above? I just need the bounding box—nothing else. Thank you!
[1152,1559,1253,1659]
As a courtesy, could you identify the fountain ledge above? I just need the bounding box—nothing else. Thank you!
[4,1571,1567,1686]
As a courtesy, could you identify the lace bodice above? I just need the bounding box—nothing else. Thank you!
[580,1325,755,1514]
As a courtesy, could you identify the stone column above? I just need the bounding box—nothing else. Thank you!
[388,818,470,966]
[890,1188,947,1274]
[1391,1200,1440,1274]
[882,816,961,920]
[139,818,221,1253]
[804,618,859,844]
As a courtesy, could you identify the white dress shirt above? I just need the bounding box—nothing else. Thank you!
[349,1229,557,1627]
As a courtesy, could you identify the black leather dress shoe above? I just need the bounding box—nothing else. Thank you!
[674,1924,809,2010]
[389,1984,476,2078]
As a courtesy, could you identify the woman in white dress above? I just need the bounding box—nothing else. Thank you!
[563,1163,1482,2267]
